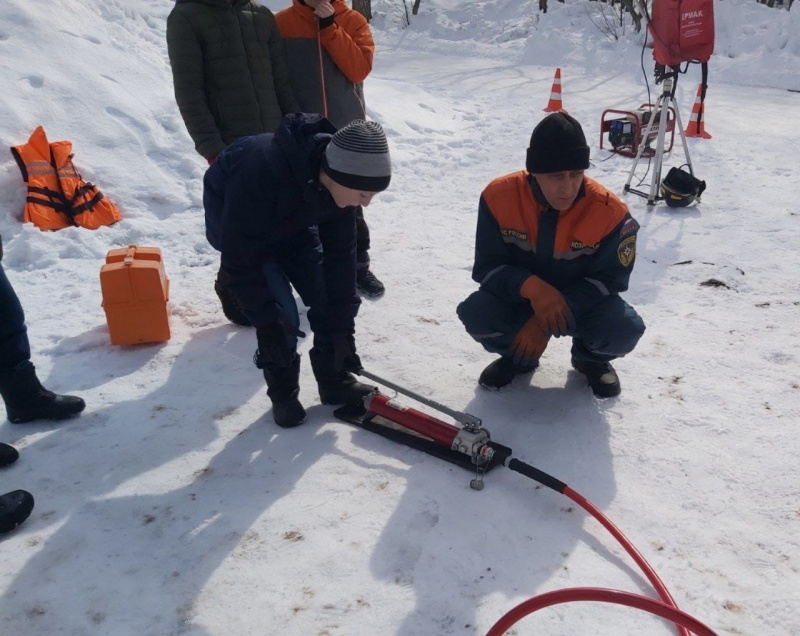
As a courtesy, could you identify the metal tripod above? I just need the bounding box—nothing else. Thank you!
[624,71,694,206]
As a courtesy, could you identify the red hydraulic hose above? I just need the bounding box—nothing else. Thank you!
[485,587,718,636]
[491,454,717,636]
[564,486,686,628]
[354,389,717,636]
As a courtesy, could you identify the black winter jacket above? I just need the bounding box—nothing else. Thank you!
[167,0,300,160]
[203,113,360,333]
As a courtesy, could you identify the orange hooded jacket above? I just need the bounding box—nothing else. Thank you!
[275,0,373,129]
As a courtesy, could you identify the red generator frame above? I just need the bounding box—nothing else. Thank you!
[600,104,675,158]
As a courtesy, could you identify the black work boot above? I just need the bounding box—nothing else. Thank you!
[571,358,621,398]
[356,267,385,298]
[0,442,20,468]
[0,363,86,424]
[478,357,537,390]
[214,276,251,327]
[256,352,306,428]
[0,490,34,534]
[309,348,375,405]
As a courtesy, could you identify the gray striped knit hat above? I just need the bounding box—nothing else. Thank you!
[323,120,391,192]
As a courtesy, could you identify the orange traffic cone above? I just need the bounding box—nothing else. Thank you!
[685,84,712,139]
[543,68,564,112]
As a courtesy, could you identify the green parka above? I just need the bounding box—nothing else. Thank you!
[167,0,300,160]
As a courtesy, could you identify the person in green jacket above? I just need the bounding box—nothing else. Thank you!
[167,0,301,325]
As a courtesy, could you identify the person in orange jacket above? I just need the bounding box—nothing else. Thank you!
[275,0,386,298]
[457,113,645,398]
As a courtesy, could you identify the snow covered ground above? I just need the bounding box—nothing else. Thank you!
[0,0,798,634]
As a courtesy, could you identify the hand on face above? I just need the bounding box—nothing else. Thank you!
[309,0,335,19]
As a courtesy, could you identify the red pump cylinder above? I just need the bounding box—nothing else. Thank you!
[364,392,460,449]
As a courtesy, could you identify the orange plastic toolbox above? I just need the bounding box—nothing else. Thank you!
[100,245,170,345]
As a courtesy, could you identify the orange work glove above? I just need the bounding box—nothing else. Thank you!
[520,275,573,337]
[511,317,551,366]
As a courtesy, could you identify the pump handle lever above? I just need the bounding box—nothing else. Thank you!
[357,369,483,429]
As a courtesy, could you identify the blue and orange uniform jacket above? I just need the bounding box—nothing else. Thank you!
[473,171,639,320]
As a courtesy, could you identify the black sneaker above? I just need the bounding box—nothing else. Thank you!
[0,490,34,534]
[356,268,385,298]
[0,443,19,468]
[478,357,536,390]
[571,358,621,398]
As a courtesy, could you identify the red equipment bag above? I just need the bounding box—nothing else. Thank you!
[650,0,715,66]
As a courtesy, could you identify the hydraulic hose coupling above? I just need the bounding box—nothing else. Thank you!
[452,426,494,465]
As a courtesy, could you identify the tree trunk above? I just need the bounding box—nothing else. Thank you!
[412,0,422,15]
[352,0,372,21]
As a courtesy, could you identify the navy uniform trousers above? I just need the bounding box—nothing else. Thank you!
[0,264,31,373]
[457,289,645,365]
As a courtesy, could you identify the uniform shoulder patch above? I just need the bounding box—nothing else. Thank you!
[617,235,636,267]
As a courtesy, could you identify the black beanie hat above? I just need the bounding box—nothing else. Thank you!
[323,120,392,192]
[526,112,590,174]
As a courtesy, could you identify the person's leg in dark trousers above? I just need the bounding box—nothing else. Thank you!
[457,289,537,389]
[569,295,645,397]
[354,206,385,298]
[0,263,31,373]
[281,235,374,406]
[253,259,306,428]
[0,263,85,423]
[458,289,645,395]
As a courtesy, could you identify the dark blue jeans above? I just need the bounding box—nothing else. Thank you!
[0,263,31,373]
[457,289,645,364]
[261,239,341,355]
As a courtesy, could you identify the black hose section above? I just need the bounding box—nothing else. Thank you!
[507,457,567,494]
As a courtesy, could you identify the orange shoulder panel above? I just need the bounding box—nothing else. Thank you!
[563,177,629,248]
[482,171,540,238]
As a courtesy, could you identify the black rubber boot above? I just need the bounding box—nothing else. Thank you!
[309,347,374,406]
[0,363,86,424]
[256,352,306,428]
[0,490,34,534]
[478,357,537,390]
[0,442,19,468]
[571,358,621,398]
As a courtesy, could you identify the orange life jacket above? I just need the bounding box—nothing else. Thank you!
[10,126,122,231]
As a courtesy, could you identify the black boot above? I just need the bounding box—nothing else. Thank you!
[256,352,306,428]
[478,357,537,390]
[0,442,19,468]
[571,358,621,398]
[310,347,375,405]
[0,490,34,534]
[356,267,385,298]
[0,363,85,424]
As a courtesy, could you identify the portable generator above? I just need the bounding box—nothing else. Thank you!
[600,104,675,158]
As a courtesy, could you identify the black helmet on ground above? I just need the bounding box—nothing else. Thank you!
[660,166,707,208]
